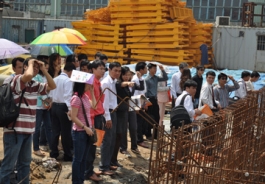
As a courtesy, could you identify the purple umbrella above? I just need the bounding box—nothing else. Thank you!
[0,38,29,59]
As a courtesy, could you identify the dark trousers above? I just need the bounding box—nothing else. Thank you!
[121,111,138,151]
[111,111,128,164]
[99,111,117,171]
[85,115,105,178]
[136,109,147,143]
[50,103,73,160]
[146,97,160,138]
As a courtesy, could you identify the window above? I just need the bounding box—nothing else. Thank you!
[257,36,265,50]
[208,8,215,20]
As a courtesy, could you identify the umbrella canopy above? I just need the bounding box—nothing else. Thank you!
[30,44,73,57]
[56,28,87,41]
[0,38,30,59]
[30,30,86,45]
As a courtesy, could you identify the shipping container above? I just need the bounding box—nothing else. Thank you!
[212,26,265,71]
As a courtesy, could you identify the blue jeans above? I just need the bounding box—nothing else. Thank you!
[33,109,52,151]
[0,133,32,184]
[72,131,90,184]
[99,111,117,171]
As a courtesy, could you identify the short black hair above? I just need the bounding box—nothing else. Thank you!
[179,62,189,70]
[251,71,260,78]
[109,62,121,70]
[184,79,197,89]
[147,63,156,69]
[66,54,76,63]
[135,62,146,71]
[206,71,216,77]
[241,71,251,78]
[23,57,36,74]
[78,53,88,61]
[80,60,89,69]
[64,62,76,71]
[218,73,227,80]
[100,54,108,61]
[91,60,105,69]
[36,55,49,61]
[12,57,25,68]
[120,66,130,81]
[196,65,205,71]
[94,52,102,59]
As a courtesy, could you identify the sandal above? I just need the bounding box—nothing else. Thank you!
[33,150,45,157]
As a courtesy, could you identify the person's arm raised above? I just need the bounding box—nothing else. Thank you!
[21,59,35,83]
[37,60,56,91]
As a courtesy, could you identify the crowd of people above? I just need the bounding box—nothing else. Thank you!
[0,54,260,184]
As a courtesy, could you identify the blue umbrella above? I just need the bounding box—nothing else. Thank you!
[30,44,73,57]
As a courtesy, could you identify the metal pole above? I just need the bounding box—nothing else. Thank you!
[0,0,3,38]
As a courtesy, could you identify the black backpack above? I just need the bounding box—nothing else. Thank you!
[0,82,25,127]
[170,94,191,129]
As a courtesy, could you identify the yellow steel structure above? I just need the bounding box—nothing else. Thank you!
[72,0,214,67]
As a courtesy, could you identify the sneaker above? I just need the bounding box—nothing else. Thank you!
[131,148,141,155]
[40,145,49,152]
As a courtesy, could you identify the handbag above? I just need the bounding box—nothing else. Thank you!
[79,97,97,144]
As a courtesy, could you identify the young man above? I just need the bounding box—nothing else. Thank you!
[213,73,239,108]
[131,62,148,148]
[100,62,121,175]
[235,71,251,98]
[145,63,168,139]
[100,54,108,64]
[192,65,205,108]
[0,58,56,184]
[80,60,90,73]
[94,52,102,60]
[66,54,80,70]
[171,62,189,107]
[78,53,88,63]
[199,71,221,111]
[3,57,25,84]
[49,62,76,161]
[175,80,202,121]
[246,71,260,92]
[84,60,106,181]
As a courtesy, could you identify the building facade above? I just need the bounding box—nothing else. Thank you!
[186,0,248,23]
[4,0,109,19]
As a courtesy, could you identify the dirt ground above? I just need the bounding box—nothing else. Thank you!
[0,130,153,184]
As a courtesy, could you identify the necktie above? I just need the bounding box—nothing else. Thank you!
[212,86,217,108]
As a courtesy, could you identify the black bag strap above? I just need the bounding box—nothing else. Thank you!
[78,96,91,128]
[180,94,189,106]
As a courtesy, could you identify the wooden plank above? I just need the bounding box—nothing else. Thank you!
[131,49,193,57]
[110,4,168,11]
[126,22,182,30]
[127,36,189,43]
[78,44,124,51]
[130,54,193,63]
[111,11,168,18]
[111,18,168,24]
[127,43,189,49]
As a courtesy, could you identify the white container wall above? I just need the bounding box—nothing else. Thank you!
[212,26,265,72]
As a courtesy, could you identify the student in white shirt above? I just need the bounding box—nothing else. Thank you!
[100,62,121,175]
[66,54,80,71]
[170,62,189,107]
[235,71,251,98]
[49,62,76,161]
[131,62,149,148]
[246,71,260,92]
[175,80,202,121]
[199,71,221,111]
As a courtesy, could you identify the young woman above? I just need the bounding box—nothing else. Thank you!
[70,81,96,184]
[179,68,191,91]
[32,60,52,156]
[112,67,144,162]
[120,69,144,155]
[48,53,61,78]
[157,77,170,126]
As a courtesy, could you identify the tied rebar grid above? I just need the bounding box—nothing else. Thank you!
[148,88,265,184]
